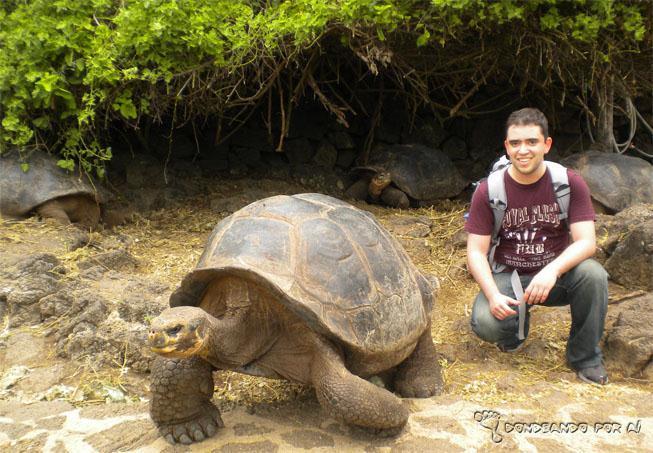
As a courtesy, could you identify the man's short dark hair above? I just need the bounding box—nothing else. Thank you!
[505,108,549,138]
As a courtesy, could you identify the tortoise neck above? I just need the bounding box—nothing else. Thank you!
[203,302,280,370]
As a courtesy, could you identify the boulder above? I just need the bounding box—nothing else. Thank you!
[605,293,653,378]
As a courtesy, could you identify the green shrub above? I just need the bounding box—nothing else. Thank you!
[0,0,649,173]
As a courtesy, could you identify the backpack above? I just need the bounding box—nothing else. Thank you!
[484,156,571,273]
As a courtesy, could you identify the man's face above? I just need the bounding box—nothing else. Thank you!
[504,124,552,179]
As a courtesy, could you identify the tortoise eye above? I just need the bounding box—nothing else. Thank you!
[167,325,182,336]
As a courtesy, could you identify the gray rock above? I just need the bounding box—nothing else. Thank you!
[312,141,338,169]
[284,138,314,164]
[125,155,166,189]
[605,219,653,290]
[77,249,139,273]
[117,281,169,323]
[288,110,329,140]
[605,293,653,377]
[336,149,358,169]
[4,254,62,327]
[230,146,262,168]
[230,126,272,151]
[326,130,355,150]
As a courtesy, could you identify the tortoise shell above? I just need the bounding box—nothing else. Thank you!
[170,193,435,355]
[356,143,467,200]
[0,150,103,218]
[561,151,653,213]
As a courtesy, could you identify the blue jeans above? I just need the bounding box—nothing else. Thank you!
[470,259,608,370]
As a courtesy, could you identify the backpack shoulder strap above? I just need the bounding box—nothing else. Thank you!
[487,167,509,273]
[545,161,570,221]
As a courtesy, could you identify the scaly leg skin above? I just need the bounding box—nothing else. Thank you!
[36,200,71,224]
[380,187,410,209]
[393,324,443,398]
[149,356,223,445]
[71,197,101,230]
[311,338,408,435]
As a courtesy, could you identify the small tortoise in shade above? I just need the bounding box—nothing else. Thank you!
[148,193,442,444]
[345,143,466,208]
[561,150,653,214]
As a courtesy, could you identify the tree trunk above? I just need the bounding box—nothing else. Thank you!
[594,74,615,152]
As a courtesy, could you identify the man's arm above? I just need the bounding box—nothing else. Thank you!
[467,233,519,320]
[524,220,597,304]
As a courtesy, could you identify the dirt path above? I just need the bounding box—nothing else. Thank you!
[1,383,651,452]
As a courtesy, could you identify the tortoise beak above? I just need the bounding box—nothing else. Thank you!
[148,322,205,357]
[147,329,172,351]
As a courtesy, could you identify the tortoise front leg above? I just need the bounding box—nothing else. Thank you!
[67,196,101,229]
[393,323,443,398]
[344,178,370,201]
[311,338,408,432]
[380,187,410,209]
[150,356,223,445]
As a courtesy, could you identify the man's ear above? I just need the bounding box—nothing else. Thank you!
[544,136,552,153]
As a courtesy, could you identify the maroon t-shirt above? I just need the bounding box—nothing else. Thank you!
[465,168,595,273]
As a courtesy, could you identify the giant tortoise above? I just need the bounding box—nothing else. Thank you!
[0,151,106,228]
[561,151,653,214]
[148,193,442,444]
[345,143,466,208]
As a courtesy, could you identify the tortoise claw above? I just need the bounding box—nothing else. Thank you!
[158,403,223,445]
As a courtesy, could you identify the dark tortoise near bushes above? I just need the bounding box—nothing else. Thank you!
[0,151,106,228]
[561,150,653,214]
[148,193,442,444]
[345,143,467,209]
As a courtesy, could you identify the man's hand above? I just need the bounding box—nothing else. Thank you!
[524,266,558,305]
[489,294,519,320]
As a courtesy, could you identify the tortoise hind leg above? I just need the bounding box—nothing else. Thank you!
[393,322,443,398]
[150,356,224,445]
[35,199,71,224]
[311,337,408,432]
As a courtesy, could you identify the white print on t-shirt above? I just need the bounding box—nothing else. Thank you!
[501,203,560,258]
[501,203,560,229]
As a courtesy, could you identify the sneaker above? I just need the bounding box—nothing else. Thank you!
[577,364,609,385]
[497,341,525,353]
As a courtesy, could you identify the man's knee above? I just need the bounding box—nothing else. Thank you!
[572,259,609,288]
[471,309,504,344]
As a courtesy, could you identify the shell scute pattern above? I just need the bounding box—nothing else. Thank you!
[172,194,428,353]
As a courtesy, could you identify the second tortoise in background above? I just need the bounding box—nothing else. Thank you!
[561,150,653,214]
[346,143,467,208]
[0,150,127,229]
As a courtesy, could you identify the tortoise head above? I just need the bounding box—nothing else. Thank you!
[148,306,209,358]
[369,171,392,198]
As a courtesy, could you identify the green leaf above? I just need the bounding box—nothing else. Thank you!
[20,163,30,173]
[33,116,50,128]
[57,159,75,172]
[119,100,137,119]
[417,30,430,47]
